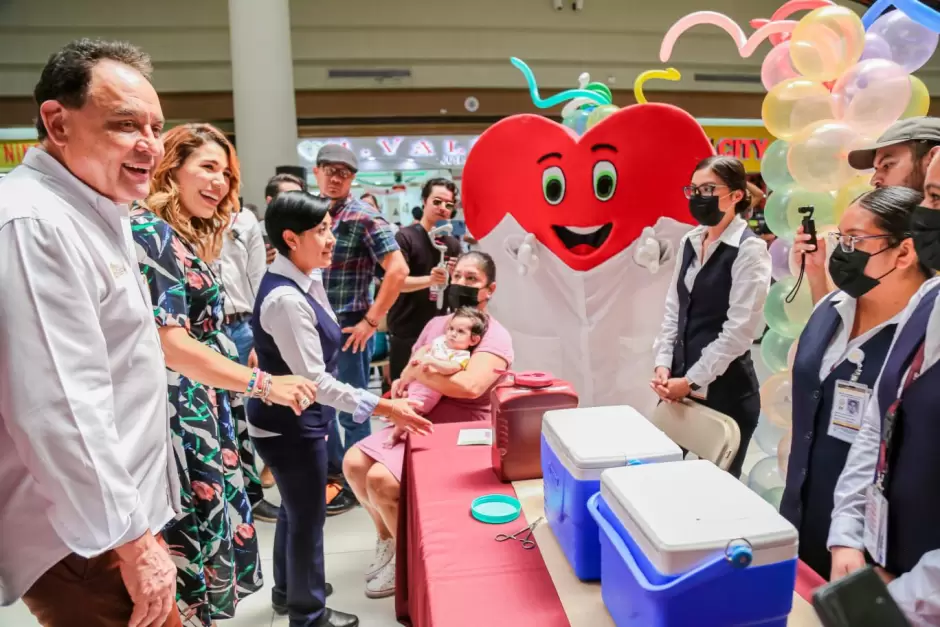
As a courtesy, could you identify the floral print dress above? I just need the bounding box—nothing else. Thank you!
[131,206,262,626]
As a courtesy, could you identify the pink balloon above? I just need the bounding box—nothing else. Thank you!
[832,59,912,136]
[769,237,794,280]
[762,41,801,91]
[660,11,796,62]
[859,32,894,63]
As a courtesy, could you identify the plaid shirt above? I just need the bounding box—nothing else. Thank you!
[323,196,400,315]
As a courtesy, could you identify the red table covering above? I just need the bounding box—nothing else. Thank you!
[395,422,568,627]
[394,422,825,627]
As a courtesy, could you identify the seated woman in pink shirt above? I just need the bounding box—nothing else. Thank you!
[342,251,514,599]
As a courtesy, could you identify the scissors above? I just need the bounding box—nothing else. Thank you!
[495,517,544,549]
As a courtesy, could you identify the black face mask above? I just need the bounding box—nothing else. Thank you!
[828,245,895,298]
[689,195,724,227]
[448,284,481,309]
[911,205,940,271]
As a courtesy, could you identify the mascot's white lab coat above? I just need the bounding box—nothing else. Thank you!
[480,213,691,416]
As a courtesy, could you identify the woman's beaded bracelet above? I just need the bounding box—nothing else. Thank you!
[246,368,261,396]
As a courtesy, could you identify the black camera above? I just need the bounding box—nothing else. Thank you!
[799,205,817,251]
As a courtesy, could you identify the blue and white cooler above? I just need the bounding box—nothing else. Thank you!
[541,405,682,581]
[588,460,799,627]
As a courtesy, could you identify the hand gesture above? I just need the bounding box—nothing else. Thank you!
[343,319,377,353]
[384,398,433,436]
[115,533,177,627]
[429,266,448,286]
[384,424,408,448]
[830,546,866,581]
[633,227,662,274]
[268,375,318,415]
[390,378,409,399]
[793,225,828,281]
[506,233,540,276]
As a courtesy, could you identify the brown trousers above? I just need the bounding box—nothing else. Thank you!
[21,545,183,627]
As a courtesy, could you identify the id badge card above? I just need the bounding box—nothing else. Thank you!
[864,484,889,567]
[828,380,870,444]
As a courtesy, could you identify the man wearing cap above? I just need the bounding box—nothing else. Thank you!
[315,144,409,515]
[848,117,940,191]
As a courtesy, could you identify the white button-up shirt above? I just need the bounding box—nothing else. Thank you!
[653,215,772,387]
[249,256,379,438]
[816,291,903,380]
[828,276,940,625]
[219,209,266,316]
[0,148,177,605]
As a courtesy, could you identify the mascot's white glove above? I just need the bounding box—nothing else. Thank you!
[633,226,673,274]
[505,233,540,277]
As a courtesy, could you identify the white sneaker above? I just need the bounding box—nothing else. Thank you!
[365,537,394,581]
[365,558,396,599]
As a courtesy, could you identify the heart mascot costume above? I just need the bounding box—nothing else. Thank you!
[463,102,714,414]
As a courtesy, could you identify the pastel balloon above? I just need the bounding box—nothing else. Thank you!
[831,59,912,136]
[586,105,619,130]
[751,0,837,46]
[834,175,874,220]
[762,40,801,92]
[777,429,792,480]
[762,140,796,191]
[788,121,872,192]
[755,416,786,456]
[789,6,865,82]
[762,78,835,140]
[764,275,815,338]
[749,456,785,495]
[659,12,797,62]
[869,8,939,74]
[760,371,794,428]
[563,109,591,135]
[862,0,940,33]
[764,186,837,242]
[787,340,799,370]
[769,236,794,280]
[860,32,894,62]
[761,328,797,373]
[902,75,931,119]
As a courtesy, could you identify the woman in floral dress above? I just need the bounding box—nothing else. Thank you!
[132,123,318,627]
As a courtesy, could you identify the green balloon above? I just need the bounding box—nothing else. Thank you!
[764,276,814,339]
[761,486,785,510]
[760,329,795,373]
[585,82,613,104]
[764,185,837,242]
[761,140,794,191]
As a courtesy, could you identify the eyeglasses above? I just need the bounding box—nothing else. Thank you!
[683,183,728,199]
[827,231,894,253]
[431,198,456,211]
[321,165,355,181]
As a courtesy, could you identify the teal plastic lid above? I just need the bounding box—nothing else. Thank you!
[470,494,522,524]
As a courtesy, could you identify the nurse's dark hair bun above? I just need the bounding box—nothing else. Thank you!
[693,156,750,215]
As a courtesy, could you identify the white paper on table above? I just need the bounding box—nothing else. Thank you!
[457,429,493,446]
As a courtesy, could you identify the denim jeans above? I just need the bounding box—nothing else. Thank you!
[326,311,374,477]
[223,316,254,366]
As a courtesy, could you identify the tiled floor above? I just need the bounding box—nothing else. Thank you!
[1,346,774,627]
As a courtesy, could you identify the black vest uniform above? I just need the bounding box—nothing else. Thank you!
[874,283,940,576]
[781,292,896,579]
[670,227,762,478]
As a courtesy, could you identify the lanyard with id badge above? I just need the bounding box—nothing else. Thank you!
[828,348,871,444]
[864,342,928,568]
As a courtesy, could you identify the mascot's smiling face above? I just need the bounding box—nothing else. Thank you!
[463,103,715,272]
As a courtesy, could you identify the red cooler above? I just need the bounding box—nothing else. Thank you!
[490,371,579,482]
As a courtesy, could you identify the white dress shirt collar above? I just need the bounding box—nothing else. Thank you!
[269,254,316,293]
[687,214,750,250]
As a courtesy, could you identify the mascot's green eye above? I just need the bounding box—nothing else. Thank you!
[542,166,566,206]
[593,160,617,201]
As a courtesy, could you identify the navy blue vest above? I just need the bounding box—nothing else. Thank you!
[248,272,343,438]
[781,292,897,577]
[873,282,940,576]
[670,227,760,400]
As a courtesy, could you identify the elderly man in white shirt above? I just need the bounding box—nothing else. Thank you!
[0,39,181,627]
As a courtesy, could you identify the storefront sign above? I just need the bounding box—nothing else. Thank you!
[700,124,775,174]
[0,141,39,171]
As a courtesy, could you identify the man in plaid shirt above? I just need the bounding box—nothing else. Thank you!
[316,145,409,514]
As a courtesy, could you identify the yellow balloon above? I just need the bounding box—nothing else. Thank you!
[902,75,931,119]
[787,120,871,193]
[586,105,619,130]
[760,371,793,429]
[762,78,835,140]
[833,174,874,221]
[789,6,865,82]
